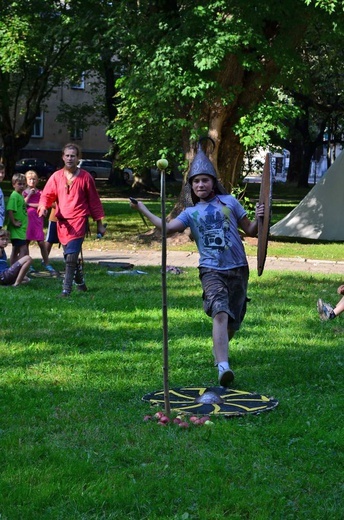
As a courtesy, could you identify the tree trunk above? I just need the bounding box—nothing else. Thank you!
[217,128,244,189]
[1,132,32,178]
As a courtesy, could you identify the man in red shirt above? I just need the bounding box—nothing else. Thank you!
[38,143,106,297]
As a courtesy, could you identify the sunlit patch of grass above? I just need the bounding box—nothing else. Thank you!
[0,264,342,518]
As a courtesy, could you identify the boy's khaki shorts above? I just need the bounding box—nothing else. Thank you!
[199,265,249,331]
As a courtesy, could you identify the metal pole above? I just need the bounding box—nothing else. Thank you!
[159,161,170,416]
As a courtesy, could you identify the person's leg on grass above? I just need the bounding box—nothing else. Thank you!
[37,240,56,273]
[61,252,79,296]
[74,256,87,291]
[333,296,344,317]
[13,255,32,286]
[38,240,50,265]
[213,312,235,387]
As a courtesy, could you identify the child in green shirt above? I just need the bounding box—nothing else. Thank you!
[6,173,29,265]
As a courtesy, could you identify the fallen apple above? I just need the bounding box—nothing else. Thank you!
[159,415,170,424]
[199,416,211,424]
[154,411,165,420]
[143,415,153,421]
[204,420,215,427]
[178,421,190,428]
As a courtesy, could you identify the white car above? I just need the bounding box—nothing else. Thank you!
[77,159,113,179]
[122,168,160,184]
[123,168,134,184]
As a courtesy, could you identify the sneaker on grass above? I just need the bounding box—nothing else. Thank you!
[218,368,235,388]
[317,298,335,321]
[43,264,56,274]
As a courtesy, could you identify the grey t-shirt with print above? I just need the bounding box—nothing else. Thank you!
[176,195,248,270]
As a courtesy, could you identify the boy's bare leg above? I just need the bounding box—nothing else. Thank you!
[212,312,229,364]
[45,242,53,257]
[213,312,235,386]
[38,240,50,265]
[13,255,32,286]
[334,296,344,316]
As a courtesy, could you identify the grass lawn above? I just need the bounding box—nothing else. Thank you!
[0,179,343,518]
[84,197,344,262]
[0,260,343,519]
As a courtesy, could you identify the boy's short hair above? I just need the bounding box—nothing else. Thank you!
[0,163,5,171]
[12,173,26,184]
[0,228,10,238]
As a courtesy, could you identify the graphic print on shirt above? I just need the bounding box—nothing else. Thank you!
[198,203,231,251]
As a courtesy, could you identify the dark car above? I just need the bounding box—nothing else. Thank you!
[15,158,56,179]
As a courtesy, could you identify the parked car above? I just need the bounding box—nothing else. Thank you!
[122,168,134,184]
[77,159,113,179]
[121,168,158,184]
[15,158,56,179]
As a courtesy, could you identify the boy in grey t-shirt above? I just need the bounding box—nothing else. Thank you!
[129,140,264,387]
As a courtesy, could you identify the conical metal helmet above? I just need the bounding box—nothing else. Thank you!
[188,137,217,184]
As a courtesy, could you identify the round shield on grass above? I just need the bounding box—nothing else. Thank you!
[143,386,278,417]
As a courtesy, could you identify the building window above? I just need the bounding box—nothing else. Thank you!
[31,111,44,138]
[70,125,83,140]
[71,74,85,90]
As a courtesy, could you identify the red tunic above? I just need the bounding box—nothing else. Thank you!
[40,168,105,245]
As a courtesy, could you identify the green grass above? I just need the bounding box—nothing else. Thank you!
[0,262,343,519]
[3,177,343,260]
[84,198,344,262]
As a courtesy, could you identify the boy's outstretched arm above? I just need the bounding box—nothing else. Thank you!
[129,199,185,234]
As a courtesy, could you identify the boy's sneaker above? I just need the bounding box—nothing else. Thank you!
[317,298,335,321]
[29,265,36,273]
[58,290,70,298]
[44,264,56,274]
[218,368,235,388]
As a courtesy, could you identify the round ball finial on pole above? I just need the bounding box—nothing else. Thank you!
[156,158,168,171]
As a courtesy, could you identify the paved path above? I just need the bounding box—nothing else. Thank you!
[29,245,344,275]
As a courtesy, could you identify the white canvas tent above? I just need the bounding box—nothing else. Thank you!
[270,150,344,241]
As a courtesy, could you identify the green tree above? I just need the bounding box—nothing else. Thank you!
[109,0,344,189]
[268,13,344,187]
[0,0,99,174]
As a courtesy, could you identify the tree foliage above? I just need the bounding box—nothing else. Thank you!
[1,0,344,189]
[109,0,344,188]
[0,0,104,172]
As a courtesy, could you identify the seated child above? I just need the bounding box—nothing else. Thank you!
[317,285,344,321]
[0,229,32,286]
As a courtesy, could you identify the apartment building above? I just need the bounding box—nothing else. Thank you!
[18,75,111,169]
